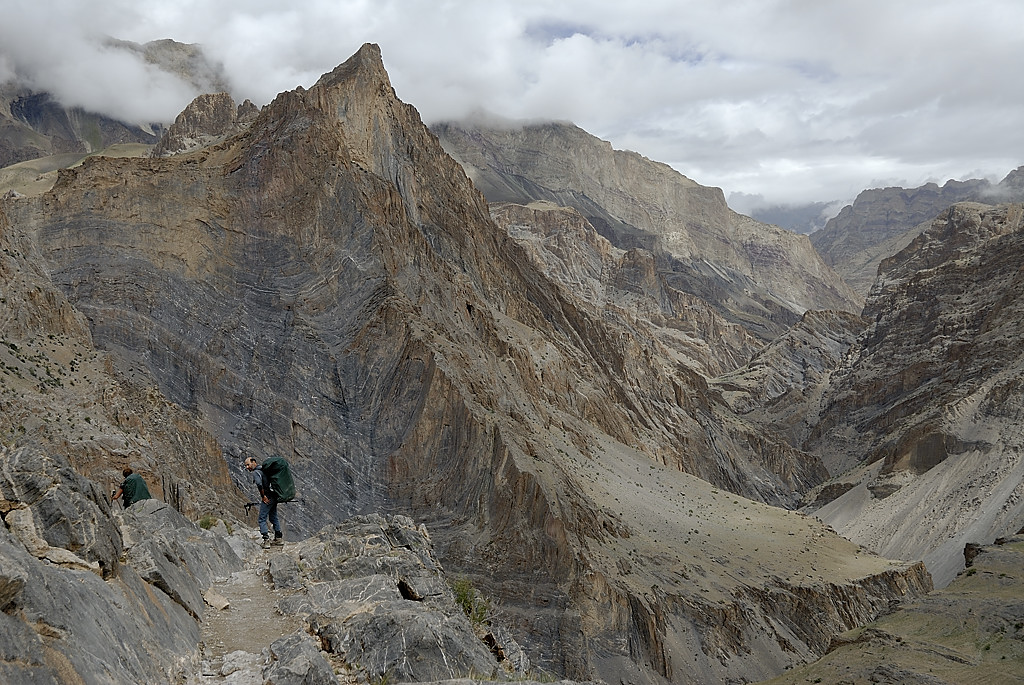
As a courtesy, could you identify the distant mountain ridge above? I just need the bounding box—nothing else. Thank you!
[433,119,863,341]
[0,38,227,167]
[811,169,1024,294]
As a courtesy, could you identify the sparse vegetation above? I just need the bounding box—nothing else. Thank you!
[451,576,490,626]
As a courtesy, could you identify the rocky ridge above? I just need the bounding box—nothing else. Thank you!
[806,202,1024,587]
[0,43,936,683]
[811,170,1024,295]
[433,119,863,342]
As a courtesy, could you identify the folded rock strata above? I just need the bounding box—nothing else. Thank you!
[0,44,936,683]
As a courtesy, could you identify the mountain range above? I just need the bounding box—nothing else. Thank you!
[0,41,1021,685]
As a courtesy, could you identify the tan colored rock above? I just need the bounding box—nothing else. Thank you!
[151,93,259,157]
[434,119,863,340]
[203,589,230,611]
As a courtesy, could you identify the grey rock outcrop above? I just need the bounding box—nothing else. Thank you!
[0,444,245,684]
[264,634,338,685]
[283,515,504,683]
[0,442,120,576]
[713,309,867,446]
[121,498,244,618]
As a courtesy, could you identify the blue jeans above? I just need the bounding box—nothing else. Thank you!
[258,498,280,538]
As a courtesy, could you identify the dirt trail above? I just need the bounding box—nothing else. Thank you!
[188,542,307,683]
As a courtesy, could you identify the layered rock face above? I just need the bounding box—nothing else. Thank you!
[0,205,241,520]
[811,170,1024,295]
[806,202,1024,586]
[434,119,863,341]
[490,201,761,378]
[1,43,934,683]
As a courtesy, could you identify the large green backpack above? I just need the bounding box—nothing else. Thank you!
[261,456,296,503]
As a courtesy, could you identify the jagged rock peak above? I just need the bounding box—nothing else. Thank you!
[314,42,391,91]
[151,92,259,157]
[871,201,1024,301]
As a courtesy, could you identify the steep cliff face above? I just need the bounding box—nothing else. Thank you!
[811,171,1024,295]
[758,532,1024,685]
[434,120,862,341]
[1,44,933,683]
[490,201,762,379]
[0,206,240,519]
[806,202,1024,586]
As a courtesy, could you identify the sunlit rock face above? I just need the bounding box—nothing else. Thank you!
[434,119,863,341]
[2,43,933,683]
[807,202,1024,587]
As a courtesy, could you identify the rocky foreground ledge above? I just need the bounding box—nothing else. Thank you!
[0,444,593,684]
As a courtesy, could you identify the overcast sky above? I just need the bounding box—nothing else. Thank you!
[3,0,1023,214]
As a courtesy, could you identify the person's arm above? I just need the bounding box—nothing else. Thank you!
[253,471,269,503]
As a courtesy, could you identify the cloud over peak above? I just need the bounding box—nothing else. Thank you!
[2,0,1023,208]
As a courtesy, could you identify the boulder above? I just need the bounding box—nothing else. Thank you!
[0,464,200,683]
[264,634,337,685]
[121,498,244,618]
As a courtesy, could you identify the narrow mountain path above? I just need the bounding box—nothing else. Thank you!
[187,541,308,683]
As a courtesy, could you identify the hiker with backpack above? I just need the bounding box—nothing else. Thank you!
[244,455,292,547]
[111,467,152,508]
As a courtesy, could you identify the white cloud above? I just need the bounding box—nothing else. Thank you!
[2,0,1023,206]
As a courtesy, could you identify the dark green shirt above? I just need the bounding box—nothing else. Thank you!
[121,473,152,508]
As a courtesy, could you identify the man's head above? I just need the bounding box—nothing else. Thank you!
[244,457,258,471]
[122,467,133,477]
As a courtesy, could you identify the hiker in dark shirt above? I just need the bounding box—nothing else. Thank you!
[112,467,152,508]
[244,456,283,548]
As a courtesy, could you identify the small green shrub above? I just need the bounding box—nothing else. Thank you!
[451,577,490,626]
[198,515,217,530]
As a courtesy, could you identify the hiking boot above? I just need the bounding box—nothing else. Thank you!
[271,538,284,546]
[261,536,271,549]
